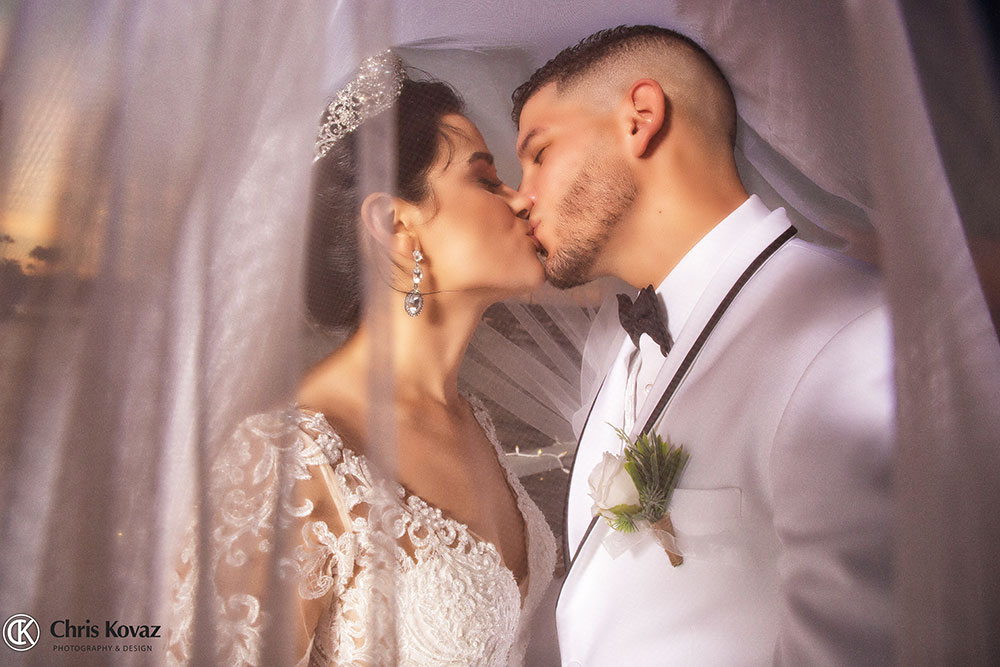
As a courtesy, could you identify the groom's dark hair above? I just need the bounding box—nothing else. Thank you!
[511,25,736,147]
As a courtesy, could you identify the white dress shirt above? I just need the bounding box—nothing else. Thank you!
[629,196,766,418]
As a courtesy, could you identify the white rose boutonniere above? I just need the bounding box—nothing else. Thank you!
[587,425,690,566]
[588,452,642,520]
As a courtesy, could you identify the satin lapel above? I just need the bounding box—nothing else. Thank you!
[563,329,630,561]
[561,388,604,567]
[631,212,795,438]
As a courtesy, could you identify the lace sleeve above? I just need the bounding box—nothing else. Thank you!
[166,409,350,666]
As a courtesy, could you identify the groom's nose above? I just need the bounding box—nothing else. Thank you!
[515,183,536,218]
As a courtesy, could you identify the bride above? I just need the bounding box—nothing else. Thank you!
[166,52,556,666]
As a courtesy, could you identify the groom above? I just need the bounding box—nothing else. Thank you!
[513,25,894,665]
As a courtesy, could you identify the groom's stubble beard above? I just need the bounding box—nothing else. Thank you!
[544,152,637,290]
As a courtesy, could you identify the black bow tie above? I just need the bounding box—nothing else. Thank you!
[617,285,673,357]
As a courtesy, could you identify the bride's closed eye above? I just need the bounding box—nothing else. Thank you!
[471,162,503,192]
[478,177,503,192]
[466,150,503,192]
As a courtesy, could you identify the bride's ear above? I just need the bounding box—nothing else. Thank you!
[623,79,668,158]
[360,191,420,262]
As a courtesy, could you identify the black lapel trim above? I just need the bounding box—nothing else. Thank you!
[638,226,797,436]
[555,225,796,605]
[560,375,607,567]
[569,516,600,566]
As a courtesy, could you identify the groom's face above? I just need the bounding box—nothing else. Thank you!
[516,84,637,289]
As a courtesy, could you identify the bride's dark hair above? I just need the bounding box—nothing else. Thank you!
[306,76,465,330]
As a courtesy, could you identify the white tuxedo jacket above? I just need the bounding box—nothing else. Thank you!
[557,197,894,666]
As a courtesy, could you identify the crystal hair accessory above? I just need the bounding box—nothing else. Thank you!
[314,50,406,161]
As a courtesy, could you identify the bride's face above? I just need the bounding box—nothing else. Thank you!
[410,114,544,298]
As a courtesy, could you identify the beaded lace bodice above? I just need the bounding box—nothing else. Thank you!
[167,399,556,666]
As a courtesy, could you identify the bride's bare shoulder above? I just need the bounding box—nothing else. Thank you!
[296,344,371,447]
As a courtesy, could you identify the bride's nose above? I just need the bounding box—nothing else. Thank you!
[503,185,533,221]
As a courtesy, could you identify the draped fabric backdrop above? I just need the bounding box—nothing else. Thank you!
[1,1,997,665]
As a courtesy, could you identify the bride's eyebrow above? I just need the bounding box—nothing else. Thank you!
[467,151,495,167]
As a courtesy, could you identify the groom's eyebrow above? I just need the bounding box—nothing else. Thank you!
[517,128,542,159]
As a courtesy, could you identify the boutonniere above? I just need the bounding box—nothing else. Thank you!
[588,425,690,566]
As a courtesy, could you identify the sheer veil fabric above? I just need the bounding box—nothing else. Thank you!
[1,3,330,665]
[1,1,998,665]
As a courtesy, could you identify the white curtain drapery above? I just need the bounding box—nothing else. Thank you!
[1,1,997,664]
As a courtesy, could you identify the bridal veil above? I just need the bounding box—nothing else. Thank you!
[1,0,998,664]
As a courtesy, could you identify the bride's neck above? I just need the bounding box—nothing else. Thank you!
[301,291,487,410]
[388,290,487,405]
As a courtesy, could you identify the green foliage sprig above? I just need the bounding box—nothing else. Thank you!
[608,425,690,533]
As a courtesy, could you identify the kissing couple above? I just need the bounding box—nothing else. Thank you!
[168,24,894,667]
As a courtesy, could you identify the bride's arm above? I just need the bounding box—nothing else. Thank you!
[166,410,346,666]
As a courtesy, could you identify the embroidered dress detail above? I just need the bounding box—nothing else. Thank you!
[167,400,555,666]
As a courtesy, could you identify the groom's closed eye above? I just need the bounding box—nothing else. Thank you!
[517,127,545,162]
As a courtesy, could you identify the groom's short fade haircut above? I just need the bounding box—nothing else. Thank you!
[511,25,737,148]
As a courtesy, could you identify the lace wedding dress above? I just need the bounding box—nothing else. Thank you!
[166,397,556,666]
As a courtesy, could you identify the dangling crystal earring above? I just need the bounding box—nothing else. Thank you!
[404,249,424,317]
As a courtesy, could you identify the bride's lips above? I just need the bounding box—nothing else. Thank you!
[528,220,546,253]
[527,227,546,256]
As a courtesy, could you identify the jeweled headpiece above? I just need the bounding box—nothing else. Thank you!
[314,50,406,161]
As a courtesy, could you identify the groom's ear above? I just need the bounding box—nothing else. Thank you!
[623,79,668,158]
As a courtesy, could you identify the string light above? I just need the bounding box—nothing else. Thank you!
[507,444,571,474]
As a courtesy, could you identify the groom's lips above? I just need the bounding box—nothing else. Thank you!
[528,220,543,246]
[528,224,547,256]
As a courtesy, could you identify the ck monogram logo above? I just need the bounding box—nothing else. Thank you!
[3,613,39,652]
